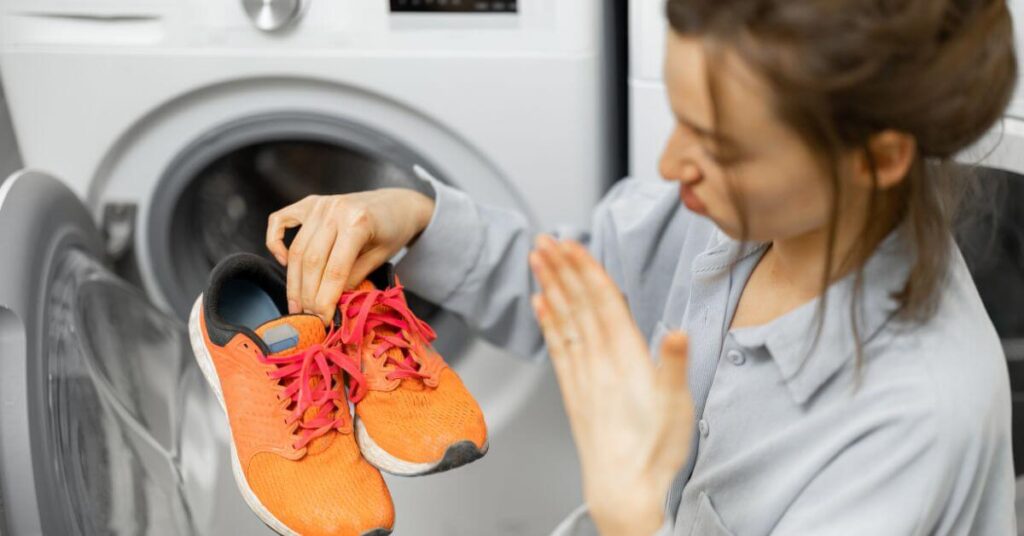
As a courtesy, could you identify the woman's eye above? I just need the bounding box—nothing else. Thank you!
[703,145,743,166]
[700,145,725,164]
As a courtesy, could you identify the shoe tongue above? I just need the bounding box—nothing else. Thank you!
[254,314,327,356]
[355,279,378,292]
[254,314,338,454]
[354,279,394,314]
[350,277,424,383]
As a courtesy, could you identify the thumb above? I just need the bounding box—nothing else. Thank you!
[656,331,690,394]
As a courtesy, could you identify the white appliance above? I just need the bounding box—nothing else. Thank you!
[628,0,672,184]
[628,0,1024,531]
[0,1,622,534]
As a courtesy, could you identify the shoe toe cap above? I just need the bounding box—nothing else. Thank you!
[246,436,394,535]
[357,369,488,464]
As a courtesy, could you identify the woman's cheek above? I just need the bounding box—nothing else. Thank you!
[750,180,834,241]
[698,170,751,238]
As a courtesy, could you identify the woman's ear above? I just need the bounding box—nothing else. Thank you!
[853,130,917,191]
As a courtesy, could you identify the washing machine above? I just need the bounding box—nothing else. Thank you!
[628,0,1024,529]
[0,1,625,534]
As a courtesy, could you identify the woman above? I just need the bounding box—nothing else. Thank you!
[265,0,1019,533]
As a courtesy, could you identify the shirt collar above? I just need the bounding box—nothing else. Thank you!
[690,227,768,276]
[730,227,913,405]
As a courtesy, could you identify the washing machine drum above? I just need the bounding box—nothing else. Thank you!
[0,172,273,535]
[142,137,469,366]
[149,140,435,320]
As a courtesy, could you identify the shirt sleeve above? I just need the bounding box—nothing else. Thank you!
[395,172,632,362]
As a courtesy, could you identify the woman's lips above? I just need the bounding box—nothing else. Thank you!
[679,183,708,215]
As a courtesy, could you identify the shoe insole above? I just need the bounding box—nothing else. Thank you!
[219,279,283,331]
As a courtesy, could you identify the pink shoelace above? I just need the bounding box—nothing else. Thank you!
[257,326,367,450]
[338,283,438,382]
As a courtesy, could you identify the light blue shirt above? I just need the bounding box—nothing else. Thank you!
[396,175,1015,535]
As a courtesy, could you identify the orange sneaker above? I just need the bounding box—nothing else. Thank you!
[337,263,488,476]
[188,253,394,536]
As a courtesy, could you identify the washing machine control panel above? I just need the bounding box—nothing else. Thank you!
[390,0,517,13]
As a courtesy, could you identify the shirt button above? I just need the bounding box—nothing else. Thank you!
[698,419,709,437]
[726,349,746,366]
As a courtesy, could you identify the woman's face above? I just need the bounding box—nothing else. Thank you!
[659,32,850,242]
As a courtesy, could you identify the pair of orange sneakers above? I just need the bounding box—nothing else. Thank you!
[189,253,488,536]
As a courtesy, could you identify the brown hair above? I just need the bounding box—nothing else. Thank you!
[666,0,1018,369]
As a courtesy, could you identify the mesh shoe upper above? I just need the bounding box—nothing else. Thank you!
[338,264,488,466]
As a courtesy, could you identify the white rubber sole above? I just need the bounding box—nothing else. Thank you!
[188,296,300,536]
[355,416,489,477]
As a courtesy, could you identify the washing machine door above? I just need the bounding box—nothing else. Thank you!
[0,171,268,535]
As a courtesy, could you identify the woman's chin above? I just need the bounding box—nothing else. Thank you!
[706,217,749,241]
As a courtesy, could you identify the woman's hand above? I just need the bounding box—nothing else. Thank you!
[265,188,435,324]
[528,235,694,536]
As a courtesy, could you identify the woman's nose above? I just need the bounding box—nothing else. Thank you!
[661,157,702,185]
[678,162,702,185]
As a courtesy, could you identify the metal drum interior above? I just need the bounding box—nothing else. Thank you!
[146,115,470,367]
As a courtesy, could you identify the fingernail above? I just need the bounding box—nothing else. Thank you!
[288,300,298,314]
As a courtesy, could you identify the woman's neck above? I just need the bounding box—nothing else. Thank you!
[769,191,901,299]
[731,184,904,330]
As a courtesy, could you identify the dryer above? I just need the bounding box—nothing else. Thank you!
[0,1,622,534]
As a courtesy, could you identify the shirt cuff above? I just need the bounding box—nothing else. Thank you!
[394,174,484,305]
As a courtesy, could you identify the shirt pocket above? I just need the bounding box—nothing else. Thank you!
[686,491,734,536]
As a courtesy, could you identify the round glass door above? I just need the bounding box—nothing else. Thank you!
[49,248,272,534]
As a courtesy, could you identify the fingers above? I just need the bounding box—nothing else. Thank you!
[300,225,339,320]
[266,198,312,266]
[656,331,690,395]
[530,237,606,361]
[346,247,391,289]
[534,237,647,370]
[531,293,575,385]
[312,227,371,323]
[562,240,643,346]
[286,200,327,314]
[270,189,431,321]
[530,239,579,333]
[530,240,590,369]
